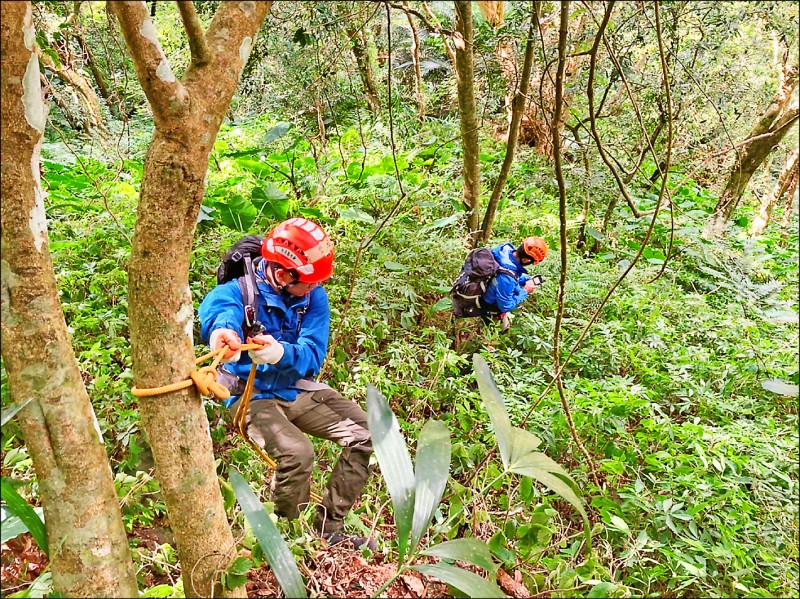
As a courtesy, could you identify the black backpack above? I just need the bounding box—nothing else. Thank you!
[216,235,266,337]
[451,248,516,318]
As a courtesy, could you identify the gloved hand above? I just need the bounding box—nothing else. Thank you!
[500,312,514,331]
[210,328,242,363]
[248,334,285,365]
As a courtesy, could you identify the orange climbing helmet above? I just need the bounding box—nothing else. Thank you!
[519,236,548,264]
[262,218,335,284]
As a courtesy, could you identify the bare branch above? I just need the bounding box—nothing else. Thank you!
[107,0,189,128]
[176,0,210,66]
[388,1,453,36]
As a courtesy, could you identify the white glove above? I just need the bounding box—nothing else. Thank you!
[248,334,285,365]
[210,328,241,363]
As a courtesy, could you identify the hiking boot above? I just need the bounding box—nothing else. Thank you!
[321,531,377,552]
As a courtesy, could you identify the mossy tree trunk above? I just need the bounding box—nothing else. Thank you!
[706,63,799,237]
[108,1,272,596]
[0,3,138,597]
[453,0,481,246]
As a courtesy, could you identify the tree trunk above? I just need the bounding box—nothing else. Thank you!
[348,26,381,115]
[0,4,138,597]
[108,2,272,596]
[480,4,538,244]
[453,0,481,245]
[751,149,799,236]
[74,29,119,117]
[405,6,425,119]
[40,47,104,131]
[706,63,799,237]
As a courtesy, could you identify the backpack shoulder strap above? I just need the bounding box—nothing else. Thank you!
[237,256,264,336]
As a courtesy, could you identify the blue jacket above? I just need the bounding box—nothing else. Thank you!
[481,243,531,313]
[199,264,330,406]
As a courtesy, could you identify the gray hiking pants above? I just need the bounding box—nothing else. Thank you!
[227,383,372,534]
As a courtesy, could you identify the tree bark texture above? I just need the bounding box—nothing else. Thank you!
[708,63,799,235]
[453,0,481,245]
[480,5,537,243]
[405,7,425,119]
[347,25,381,115]
[107,1,272,596]
[39,47,104,131]
[0,4,139,597]
[751,149,799,236]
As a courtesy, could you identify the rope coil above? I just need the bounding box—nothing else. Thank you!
[130,343,322,503]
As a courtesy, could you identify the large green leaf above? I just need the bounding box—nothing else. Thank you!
[412,563,506,598]
[509,452,589,525]
[1,505,45,545]
[473,355,514,467]
[421,538,497,574]
[251,184,290,220]
[339,206,375,224]
[229,470,307,598]
[216,194,257,232]
[234,158,273,178]
[410,420,451,551]
[262,122,292,144]
[366,386,415,561]
[473,354,590,539]
[1,478,48,556]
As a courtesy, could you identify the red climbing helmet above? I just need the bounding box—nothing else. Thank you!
[520,236,548,264]
[262,218,335,284]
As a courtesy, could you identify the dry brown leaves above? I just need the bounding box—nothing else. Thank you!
[246,545,452,598]
[1,533,49,593]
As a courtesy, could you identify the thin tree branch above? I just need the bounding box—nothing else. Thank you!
[176,0,210,66]
[585,1,652,218]
[549,0,600,491]
[389,1,453,36]
[649,2,676,282]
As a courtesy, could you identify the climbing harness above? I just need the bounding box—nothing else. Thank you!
[131,343,322,503]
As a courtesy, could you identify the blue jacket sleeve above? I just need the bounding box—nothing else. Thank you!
[492,272,529,313]
[199,281,246,344]
[270,288,330,380]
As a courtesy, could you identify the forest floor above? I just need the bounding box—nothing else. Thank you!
[1,531,535,598]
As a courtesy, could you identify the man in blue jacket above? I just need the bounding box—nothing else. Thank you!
[199,218,374,550]
[481,236,548,329]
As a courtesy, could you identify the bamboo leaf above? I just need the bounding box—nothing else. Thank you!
[229,470,307,598]
[366,386,415,561]
[421,538,497,574]
[412,563,507,598]
[411,420,451,551]
[473,355,513,468]
[1,478,48,557]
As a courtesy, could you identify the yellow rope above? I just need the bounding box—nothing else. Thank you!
[131,342,322,503]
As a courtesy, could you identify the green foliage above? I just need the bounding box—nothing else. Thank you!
[229,469,308,598]
[4,3,797,597]
[0,479,47,554]
[366,386,506,598]
[473,354,591,546]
